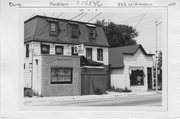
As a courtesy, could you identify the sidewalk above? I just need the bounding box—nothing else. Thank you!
[24,91,162,105]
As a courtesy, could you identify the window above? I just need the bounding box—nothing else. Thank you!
[89,27,96,39]
[71,24,79,38]
[26,44,29,58]
[41,44,50,54]
[50,22,59,36]
[97,48,103,61]
[86,48,92,60]
[51,68,73,84]
[55,46,64,55]
[130,69,144,86]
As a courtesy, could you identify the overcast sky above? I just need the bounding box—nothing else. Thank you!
[22,8,166,53]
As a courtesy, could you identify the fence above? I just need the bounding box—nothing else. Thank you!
[81,67,108,95]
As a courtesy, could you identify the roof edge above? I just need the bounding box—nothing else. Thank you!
[24,40,109,47]
[24,15,102,27]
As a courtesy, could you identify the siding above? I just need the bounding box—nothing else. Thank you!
[85,46,108,65]
[24,42,33,88]
[32,56,42,94]
[24,41,109,88]
[110,69,125,89]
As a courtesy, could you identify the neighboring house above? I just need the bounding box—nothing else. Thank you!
[24,15,109,96]
[109,44,154,92]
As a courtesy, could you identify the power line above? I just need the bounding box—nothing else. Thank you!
[57,12,64,18]
[87,12,102,23]
[70,12,84,20]
[77,12,88,21]
[134,13,147,28]
[119,13,146,24]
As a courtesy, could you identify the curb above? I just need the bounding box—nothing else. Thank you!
[24,92,160,105]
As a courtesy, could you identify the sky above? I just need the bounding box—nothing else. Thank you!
[22,8,166,53]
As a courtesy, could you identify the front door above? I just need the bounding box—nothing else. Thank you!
[147,67,153,90]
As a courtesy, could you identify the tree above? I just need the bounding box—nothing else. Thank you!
[157,51,162,70]
[96,19,138,47]
[157,51,162,84]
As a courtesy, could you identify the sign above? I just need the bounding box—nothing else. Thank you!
[74,44,84,54]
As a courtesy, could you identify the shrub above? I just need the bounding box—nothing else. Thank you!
[123,87,131,92]
[114,88,124,92]
[24,88,33,97]
[24,88,43,97]
[109,86,131,92]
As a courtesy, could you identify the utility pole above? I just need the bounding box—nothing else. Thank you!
[155,20,162,92]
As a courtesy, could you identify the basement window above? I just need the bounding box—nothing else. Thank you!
[51,68,73,84]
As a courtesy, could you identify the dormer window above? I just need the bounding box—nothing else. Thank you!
[49,22,59,36]
[89,27,96,39]
[71,24,79,38]
[69,22,79,38]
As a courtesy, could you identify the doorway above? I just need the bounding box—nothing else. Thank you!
[147,67,153,90]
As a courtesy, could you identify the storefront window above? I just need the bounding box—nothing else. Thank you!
[51,68,73,84]
[130,69,144,86]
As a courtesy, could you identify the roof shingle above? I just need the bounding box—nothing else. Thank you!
[109,44,154,68]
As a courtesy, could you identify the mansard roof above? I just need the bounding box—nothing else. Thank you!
[24,15,109,47]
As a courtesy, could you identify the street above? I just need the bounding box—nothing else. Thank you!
[59,94,162,106]
[26,94,162,106]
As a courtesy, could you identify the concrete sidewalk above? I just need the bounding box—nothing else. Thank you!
[24,91,162,105]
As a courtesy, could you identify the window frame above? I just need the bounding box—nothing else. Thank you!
[41,44,50,54]
[49,22,59,36]
[55,45,64,55]
[70,24,79,38]
[130,69,144,86]
[26,44,29,58]
[97,48,103,61]
[86,48,92,60]
[88,27,96,39]
[51,67,73,84]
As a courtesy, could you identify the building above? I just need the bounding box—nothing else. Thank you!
[109,44,154,92]
[24,15,109,96]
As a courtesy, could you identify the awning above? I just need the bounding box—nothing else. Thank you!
[80,56,104,66]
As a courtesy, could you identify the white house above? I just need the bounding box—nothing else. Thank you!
[109,44,154,92]
[24,15,109,96]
